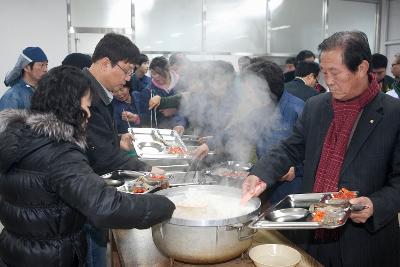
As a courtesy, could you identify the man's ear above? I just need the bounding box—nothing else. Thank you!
[357,60,369,76]
[304,73,314,85]
[23,64,32,72]
[99,57,111,70]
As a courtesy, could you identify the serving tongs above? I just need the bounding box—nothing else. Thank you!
[150,91,158,129]
[151,129,170,147]
[123,109,136,148]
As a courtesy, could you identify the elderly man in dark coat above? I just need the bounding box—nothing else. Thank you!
[242,31,400,267]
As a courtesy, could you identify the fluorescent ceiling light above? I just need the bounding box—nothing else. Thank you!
[271,25,291,31]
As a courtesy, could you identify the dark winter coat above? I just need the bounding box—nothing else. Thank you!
[83,69,150,174]
[251,92,400,267]
[0,110,175,267]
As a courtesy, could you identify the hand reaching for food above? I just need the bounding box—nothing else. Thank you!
[192,143,209,160]
[149,95,161,110]
[173,125,185,135]
[120,133,135,151]
[122,111,140,125]
[241,175,267,205]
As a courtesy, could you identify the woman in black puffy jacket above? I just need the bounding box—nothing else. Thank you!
[0,66,175,267]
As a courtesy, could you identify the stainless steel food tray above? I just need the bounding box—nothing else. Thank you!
[249,192,353,230]
[110,171,173,194]
[129,128,188,159]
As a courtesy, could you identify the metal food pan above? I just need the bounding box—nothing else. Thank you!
[141,158,191,172]
[130,128,188,159]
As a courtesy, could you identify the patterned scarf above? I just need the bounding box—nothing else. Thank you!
[313,76,379,193]
[313,76,380,241]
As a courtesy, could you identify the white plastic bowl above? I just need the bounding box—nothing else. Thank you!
[249,244,301,267]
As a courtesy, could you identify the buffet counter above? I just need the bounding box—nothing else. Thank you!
[110,228,322,267]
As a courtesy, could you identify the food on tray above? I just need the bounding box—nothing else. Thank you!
[149,174,166,180]
[332,187,357,199]
[118,173,169,194]
[312,204,347,226]
[168,146,187,155]
[131,186,147,193]
[312,210,327,222]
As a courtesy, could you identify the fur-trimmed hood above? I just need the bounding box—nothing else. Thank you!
[0,109,86,173]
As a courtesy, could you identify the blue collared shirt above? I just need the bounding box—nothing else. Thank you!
[0,78,34,110]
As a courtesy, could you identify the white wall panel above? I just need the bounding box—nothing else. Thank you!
[269,0,324,54]
[206,0,266,53]
[0,0,68,97]
[134,0,202,52]
[387,0,400,41]
[328,0,377,52]
[71,0,131,28]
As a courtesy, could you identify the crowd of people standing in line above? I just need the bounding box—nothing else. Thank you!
[0,30,399,267]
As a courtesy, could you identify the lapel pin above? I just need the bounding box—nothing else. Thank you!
[370,120,374,124]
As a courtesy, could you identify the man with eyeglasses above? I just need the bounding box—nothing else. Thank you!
[82,32,164,267]
[390,53,400,81]
[386,53,400,98]
[0,47,48,110]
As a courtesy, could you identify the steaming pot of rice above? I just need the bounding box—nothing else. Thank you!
[152,185,261,264]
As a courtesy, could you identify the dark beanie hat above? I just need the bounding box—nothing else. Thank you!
[22,47,48,62]
[62,53,92,69]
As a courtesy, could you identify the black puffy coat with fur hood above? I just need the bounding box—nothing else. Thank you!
[0,110,175,267]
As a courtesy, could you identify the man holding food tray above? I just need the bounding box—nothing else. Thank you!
[242,31,400,267]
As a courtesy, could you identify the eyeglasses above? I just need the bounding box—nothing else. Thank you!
[116,63,134,76]
[392,63,400,68]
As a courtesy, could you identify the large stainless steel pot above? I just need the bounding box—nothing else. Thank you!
[152,185,260,264]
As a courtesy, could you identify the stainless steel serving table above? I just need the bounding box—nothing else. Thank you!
[110,228,322,267]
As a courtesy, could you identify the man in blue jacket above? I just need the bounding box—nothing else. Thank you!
[263,61,320,204]
[0,47,48,110]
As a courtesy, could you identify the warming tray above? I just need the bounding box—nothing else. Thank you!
[249,191,357,230]
[129,128,189,159]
